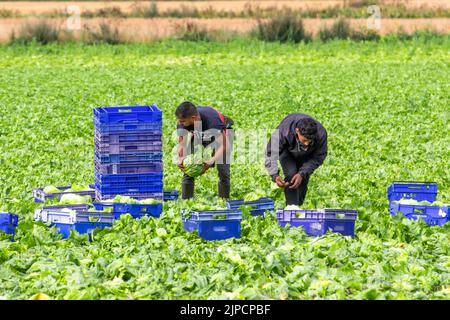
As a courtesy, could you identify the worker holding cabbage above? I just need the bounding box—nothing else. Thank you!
[175,101,234,199]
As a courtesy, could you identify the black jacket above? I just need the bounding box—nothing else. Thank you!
[265,114,328,181]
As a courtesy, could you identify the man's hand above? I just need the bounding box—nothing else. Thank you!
[275,176,289,188]
[201,159,215,175]
[289,173,303,189]
[177,158,186,172]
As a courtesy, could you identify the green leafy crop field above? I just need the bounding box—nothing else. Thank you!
[0,38,449,299]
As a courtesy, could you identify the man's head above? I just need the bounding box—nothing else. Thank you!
[175,101,200,127]
[294,118,318,147]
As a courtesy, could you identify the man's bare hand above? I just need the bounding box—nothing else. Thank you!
[200,159,215,175]
[275,176,290,188]
[177,158,186,172]
[289,173,302,189]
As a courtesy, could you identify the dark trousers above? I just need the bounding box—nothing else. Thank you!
[280,150,310,205]
[182,142,231,199]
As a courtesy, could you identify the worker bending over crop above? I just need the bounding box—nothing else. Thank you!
[266,114,328,205]
[175,101,234,199]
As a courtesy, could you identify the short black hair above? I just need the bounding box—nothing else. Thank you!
[295,118,318,141]
[175,101,198,118]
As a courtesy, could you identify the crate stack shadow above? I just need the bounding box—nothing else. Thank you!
[94,106,164,201]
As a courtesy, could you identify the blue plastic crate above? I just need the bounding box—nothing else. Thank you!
[0,213,19,238]
[182,209,243,221]
[95,172,163,184]
[0,225,16,237]
[94,105,162,124]
[32,184,96,203]
[163,190,179,201]
[35,208,114,224]
[94,131,162,144]
[93,202,162,219]
[387,181,438,203]
[94,120,162,133]
[95,152,163,164]
[95,125,162,135]
[94,140,162,155]
[95,161,163,175]
[92,202,127,213]
[277,209,358,237]
[0,212,19,226]
[95,180,164,189]
[95,190,164,202]
[35,209,114,239]
[53,222,112,239]
[389,203,448,226]
[42,204,92,211]
[183,219,241,241]
[226,197,274,217]
[94,129,163,145]
[95,182,163,194]
[94,119,162,133]
[95,146,163,157]
[245,208,266,216]
[181,209,242,240]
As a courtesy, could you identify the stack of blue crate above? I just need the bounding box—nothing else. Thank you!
[94,106,164,201]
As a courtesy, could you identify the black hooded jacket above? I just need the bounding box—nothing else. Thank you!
[265,114,328,181]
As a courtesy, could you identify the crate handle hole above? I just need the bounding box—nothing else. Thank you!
[212,226,227,232]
